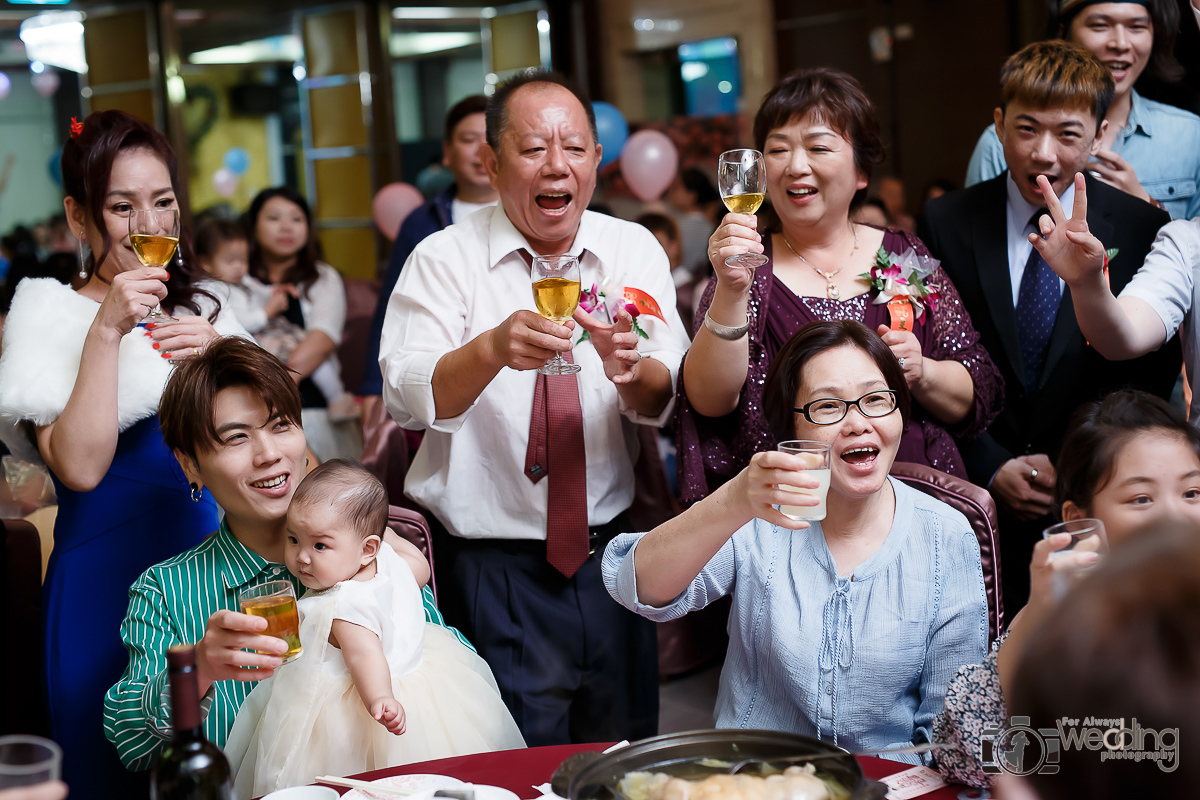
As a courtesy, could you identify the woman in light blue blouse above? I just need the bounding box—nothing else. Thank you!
[965,0,1200,220]
[603,319,988,764]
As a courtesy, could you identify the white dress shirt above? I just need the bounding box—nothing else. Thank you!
[238,262,346,344]
[1005,173,1073,306]
[381,203,689,540]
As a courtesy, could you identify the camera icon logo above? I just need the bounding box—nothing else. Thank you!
[982,716,1061,776]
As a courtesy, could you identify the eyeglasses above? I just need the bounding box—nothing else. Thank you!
[794,390,899,425]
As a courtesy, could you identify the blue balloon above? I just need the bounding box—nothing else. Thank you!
[223,147,250,176]
[593,102,628,167]
[48,147,63,188]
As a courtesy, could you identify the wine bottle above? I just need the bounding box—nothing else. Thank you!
[151,645,234,800]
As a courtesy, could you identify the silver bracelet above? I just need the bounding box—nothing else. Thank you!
[703,311,750,340]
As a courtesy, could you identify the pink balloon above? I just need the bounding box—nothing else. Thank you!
[212,167,238,199]
[373,182,424,240]
[620,130,679,202]
[31,71,60,98]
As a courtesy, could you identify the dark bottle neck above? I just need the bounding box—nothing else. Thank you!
[166,647,204,739]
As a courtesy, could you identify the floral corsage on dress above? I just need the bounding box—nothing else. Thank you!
[859,247,942,331]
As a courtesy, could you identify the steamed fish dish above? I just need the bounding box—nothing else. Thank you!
[617,765,843,800]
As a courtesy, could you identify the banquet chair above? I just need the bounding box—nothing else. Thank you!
[387,504,436,603]
[336,277,381,395]
[0,518,50,734]
[890,461,1004,641]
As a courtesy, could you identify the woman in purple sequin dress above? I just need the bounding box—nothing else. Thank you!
[677,68,1003,504]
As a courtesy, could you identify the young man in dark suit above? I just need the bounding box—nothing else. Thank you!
[919,40,1178,618]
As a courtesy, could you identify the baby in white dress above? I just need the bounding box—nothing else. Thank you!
[225,459,524,797]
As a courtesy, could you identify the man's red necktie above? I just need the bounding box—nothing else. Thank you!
[523,351,589,578]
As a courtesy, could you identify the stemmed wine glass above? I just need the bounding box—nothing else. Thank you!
[717,148,769,269]
[530,254,582,375]
[128,208,179,320]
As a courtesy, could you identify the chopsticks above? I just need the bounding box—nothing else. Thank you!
[315,775,416,796]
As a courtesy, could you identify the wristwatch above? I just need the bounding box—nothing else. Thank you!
[703,311,750,340]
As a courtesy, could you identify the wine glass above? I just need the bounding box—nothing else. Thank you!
[717,148,769,269]
[129,207,179,320]
[530,254,582,375]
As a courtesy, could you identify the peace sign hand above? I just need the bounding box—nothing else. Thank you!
[1028,173,1107,286]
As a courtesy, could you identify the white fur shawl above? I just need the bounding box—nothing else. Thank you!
[0,278,173,462]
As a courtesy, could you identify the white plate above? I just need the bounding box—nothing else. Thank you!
[342,774,466,800]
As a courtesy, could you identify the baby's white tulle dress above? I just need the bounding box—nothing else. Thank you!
[225,545,525,797]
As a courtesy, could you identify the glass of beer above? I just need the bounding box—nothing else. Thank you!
[776,440,832,521]
[239,580,302,664]
[129,207,179,320]
[531,254,582,375]
[717,148,769,269]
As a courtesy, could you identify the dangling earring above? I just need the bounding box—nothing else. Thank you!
[189,482,203,502]
[77,231,89,280]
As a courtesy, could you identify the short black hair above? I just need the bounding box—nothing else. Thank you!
[444,94,489,142]
[763,319,911,443]
[485,70,598,151]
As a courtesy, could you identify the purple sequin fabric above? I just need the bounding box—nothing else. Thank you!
[931,633,1009,790]
[675,227,1004,505]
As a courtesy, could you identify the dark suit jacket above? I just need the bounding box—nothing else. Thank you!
[919,173,1178,486]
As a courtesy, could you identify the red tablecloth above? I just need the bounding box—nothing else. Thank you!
[328,743,978,800]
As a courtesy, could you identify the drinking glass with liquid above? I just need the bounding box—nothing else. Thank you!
[239,580,302,663]
[717,149,769,270]
[776,440,832,521]
[129,207,179,322]
[530,254,582,375]
[1042,518,1107,599]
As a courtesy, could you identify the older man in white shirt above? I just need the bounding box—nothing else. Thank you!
[379,71,688,745]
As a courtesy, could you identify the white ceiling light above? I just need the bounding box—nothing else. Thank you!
[389,31,480,58]
[189,35,303,65]
[19,11,87,74]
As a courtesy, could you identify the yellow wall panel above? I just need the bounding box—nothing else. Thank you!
[490,11,541,74]
[313,156,371,219]
[318,227,376,280]
[89,90,156,125]
[309,83,368,149]
[84,11,151,86]
[303,9,359,79]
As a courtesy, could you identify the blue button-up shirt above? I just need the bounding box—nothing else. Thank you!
[603,478,988,765]
[965,89,1200,220]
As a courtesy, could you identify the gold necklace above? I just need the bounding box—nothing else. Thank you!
[781,225,860,300]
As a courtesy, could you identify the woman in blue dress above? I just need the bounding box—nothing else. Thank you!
[0,110,246,799]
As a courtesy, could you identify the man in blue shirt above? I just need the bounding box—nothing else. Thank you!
[361,95,498,400]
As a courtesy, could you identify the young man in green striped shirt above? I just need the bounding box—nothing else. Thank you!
[102,337,469,771]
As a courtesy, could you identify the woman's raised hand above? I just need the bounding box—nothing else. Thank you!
[708,212,762,293]
[735,450,818,530]
[142,315,222,361]
[94,267,169,337]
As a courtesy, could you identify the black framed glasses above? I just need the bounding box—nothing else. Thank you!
[794,390,899,425]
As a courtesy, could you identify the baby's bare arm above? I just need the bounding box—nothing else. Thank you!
[331,619,407,734]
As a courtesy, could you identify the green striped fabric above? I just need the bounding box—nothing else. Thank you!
[103,519,472,771]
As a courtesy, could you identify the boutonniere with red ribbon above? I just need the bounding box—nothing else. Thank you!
[577,279,666,342]
[858,247,941,331]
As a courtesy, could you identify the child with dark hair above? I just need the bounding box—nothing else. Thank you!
[934,388,1200,789]
[226,459,524,795]
[195,217,356,422]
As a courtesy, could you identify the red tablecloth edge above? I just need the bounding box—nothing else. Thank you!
[317,742,971,800]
